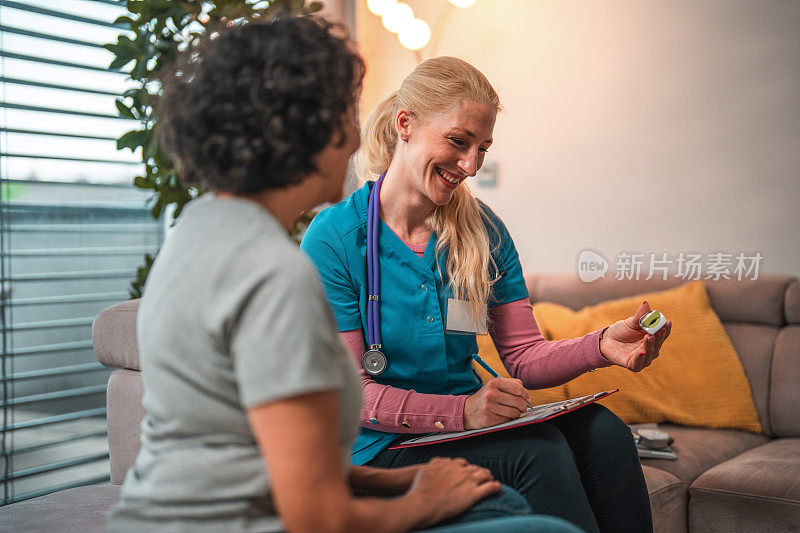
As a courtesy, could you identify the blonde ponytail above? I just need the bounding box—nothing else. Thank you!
[357,91,399,182]
[360,57,503,320]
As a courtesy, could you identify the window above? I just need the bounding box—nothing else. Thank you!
[1,0,163,504]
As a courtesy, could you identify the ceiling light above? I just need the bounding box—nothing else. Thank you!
[398,18,431,50]
[367,0,395,17]
[381,2,414,34]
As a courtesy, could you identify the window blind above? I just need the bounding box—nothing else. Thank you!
[1,0,163,505]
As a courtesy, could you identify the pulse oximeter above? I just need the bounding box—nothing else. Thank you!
[639,310,667,335]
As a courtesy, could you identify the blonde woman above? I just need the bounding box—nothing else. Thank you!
[301,56,671,533]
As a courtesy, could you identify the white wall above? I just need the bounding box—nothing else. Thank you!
[356,0,800,278]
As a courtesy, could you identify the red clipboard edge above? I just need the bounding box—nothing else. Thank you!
[389,389,619,450]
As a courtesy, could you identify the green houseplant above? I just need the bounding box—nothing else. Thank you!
[106,0,323,297]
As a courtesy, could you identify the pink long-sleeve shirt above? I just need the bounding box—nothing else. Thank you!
[340,238,612,434]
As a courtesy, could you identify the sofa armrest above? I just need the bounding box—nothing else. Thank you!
[93,299,140,370]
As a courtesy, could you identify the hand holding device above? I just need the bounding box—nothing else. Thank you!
[599,301,672,372]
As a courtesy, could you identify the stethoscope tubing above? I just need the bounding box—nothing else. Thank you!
[367,173,385,347]
[366,175,374,345]
[364,174,506,375]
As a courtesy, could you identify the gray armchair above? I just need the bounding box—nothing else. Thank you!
[0,299,139,533]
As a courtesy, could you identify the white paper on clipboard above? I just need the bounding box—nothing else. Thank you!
[392,389,618,449]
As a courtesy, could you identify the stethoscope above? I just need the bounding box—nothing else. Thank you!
[362,172,388,376]
[360,172,509,376]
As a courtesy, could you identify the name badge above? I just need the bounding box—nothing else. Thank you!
[446,298,488,335]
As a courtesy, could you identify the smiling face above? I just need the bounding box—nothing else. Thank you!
[398,100,496,206]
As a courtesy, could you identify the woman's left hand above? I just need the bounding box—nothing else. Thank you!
[599,301,672,372]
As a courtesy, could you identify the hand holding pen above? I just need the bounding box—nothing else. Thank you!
[463,353,534,430]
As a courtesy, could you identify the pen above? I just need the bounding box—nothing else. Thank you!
[471,353,534,410]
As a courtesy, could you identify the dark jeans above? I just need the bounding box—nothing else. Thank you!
[423,484,582,533]
[369,403,653,533]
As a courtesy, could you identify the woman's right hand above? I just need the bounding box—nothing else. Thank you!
[408,457,500,527]
[463,378,530,429]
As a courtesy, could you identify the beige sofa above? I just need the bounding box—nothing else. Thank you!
[525,273,800,532]
[1,273,798,532]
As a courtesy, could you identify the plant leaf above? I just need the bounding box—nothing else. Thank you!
[142,131,159,161]
[115,100,137,120]
[151,197,165,219]
[114,15,136,26]
[134,175,155,189]
[117,129,148,151]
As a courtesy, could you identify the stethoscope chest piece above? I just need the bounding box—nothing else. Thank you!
[362,349,387,376]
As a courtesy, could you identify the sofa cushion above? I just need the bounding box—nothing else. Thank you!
[107,369,145,485]
[525,273,795,327]
[724,322,778,436]
[771,327,800,437]
[701,275,793,327]
[785,280,800,325]
[640,424,768,484]
[0,484,120,532]
[94,299,140,371]
[689,438,800,532]
[527,281,763,432]
[643,465,686,533]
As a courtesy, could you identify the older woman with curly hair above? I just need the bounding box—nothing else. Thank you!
[107,15,579,533]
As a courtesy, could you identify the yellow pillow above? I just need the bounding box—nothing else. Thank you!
[476,281,762,433]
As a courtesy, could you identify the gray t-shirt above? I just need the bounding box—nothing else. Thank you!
[108,195,362,532]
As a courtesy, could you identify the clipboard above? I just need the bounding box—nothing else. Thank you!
[390,389,619,449]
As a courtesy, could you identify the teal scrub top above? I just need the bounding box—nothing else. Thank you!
[300,181,529,465]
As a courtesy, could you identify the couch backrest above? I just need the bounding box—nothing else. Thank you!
[773,279,800,436]
[525,274,800,438]
[93,299,143,485]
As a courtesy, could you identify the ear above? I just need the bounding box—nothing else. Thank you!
[394,107,414,141]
